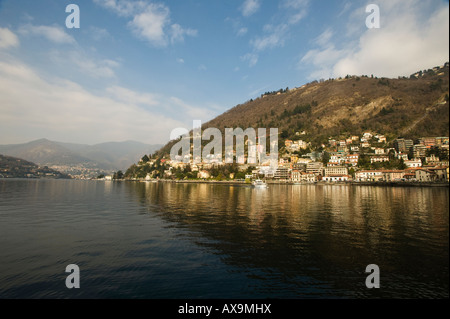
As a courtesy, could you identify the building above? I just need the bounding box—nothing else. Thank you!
[301,172,317,183]
[274,167,290,180]
[198,170,211,179]
[363,132,373,140]
[413,144,427,158]
[404,159,422,168]
[322,175,349,182]
[370,155,390,164]
[376,135,387,143]
[415,169,436,182]
[306,162,324,175]
[355,170,384,182]
[345,154,359,166]
[417,137,437,148]
[324,166,348,177]
[427,166,448,182]
[394,138,414,153]
[383,170,406,182]
[291,170,301,182]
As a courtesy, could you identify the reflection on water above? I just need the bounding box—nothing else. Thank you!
[0,179,448,298]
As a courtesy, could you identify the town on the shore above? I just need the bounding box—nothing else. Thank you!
[114,132,449,185]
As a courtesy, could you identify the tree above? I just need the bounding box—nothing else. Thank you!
[113,170,124,180]
[141,155,150,163]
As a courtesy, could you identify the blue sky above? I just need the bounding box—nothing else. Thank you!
[0,0,448,145]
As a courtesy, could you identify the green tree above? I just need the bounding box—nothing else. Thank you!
[113,170,124,180]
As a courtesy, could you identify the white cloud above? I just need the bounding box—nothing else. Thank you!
[176,58,185,64]
[301,0,450,79]
[170,24,198,44]
[0,28,19,49]
[128,3,170,46]
[251,24,288,51]
[94,0,197,47]
[314,28,333,47]
[248,0,308,53]
[18,24,76,44]
[48,50,120,79]
[89,26,112,41]
[237,27,248,37]
[241,53,259,67]
[169,97,218,123]
[240,0,260,17]
[0,59,184,144]
[106,85,159,107]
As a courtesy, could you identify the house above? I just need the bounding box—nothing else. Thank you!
[383,170,406,182]
[425,155,440,165]
[415,169,436,182]
[291,170,301,182]
[427,166,448,182]
[377,135,387,143]
[301,172,317,183]
[322,175,349,182]
[285,140,293,148]
[370,155,390,164]
[363,132,373,140]
[404,159,422,168]
[198,170,211,179]
[355,170,384,182]
[374,148,385,155]
[345,154,359,166]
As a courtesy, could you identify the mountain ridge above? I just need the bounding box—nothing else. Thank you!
[154,62,449,158]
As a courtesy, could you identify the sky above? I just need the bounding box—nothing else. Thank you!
[0,0,448,145]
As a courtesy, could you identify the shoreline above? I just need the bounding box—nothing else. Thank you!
[1,177,448,188]
[139,179,450,188]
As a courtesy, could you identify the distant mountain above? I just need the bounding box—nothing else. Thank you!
[0,139,163,171]
[0,154,70,179]
[155,62,449,156]
[56,140,163,170]
[0,139,93,166]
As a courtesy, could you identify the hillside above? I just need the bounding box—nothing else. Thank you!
[156,63,449,157]
[0,154,70,179]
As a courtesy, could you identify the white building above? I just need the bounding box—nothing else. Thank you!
[322,175,349,182]
[404,159,422,168]
[355,170,384,182]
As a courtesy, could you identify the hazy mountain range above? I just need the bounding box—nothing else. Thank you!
[0,138,162,171]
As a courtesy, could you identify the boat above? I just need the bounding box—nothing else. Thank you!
[252,179,268,188]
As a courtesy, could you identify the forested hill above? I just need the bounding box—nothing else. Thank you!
[155,62,449,157]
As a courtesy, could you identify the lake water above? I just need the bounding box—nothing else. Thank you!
[0,179,448,299]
